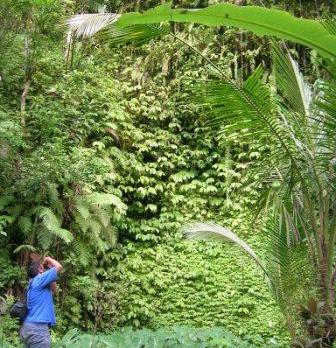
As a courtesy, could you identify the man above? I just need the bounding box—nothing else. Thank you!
[19,256,62,348]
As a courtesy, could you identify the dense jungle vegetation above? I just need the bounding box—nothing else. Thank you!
[1,0,336,347]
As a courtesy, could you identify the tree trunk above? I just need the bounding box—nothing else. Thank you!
[20,76,30,126]
[20,35,31,133]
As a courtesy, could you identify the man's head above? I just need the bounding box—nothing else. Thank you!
[28,261,44,279]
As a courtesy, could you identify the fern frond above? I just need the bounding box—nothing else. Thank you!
[47,184,64,216]
[13,244,36,254]
[18,216,33,236]
[36,207,73,244]
[37,227,52,250]
[0,195,14,209]
[93,208,110,228]
[86,218,102,237]
[52,227,74,244]
[74,197,91,220]
[102,225,118,246]
[74,212,90,233]
[73,240,92,267]
[87,193,127,214]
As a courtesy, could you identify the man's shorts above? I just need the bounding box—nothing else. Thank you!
[20,322,50,348]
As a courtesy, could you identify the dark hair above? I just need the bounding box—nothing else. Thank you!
[28,261,41,279]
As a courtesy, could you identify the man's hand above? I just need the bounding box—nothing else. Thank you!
[43,256,62,273]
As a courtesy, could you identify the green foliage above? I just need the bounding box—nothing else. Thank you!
[2,1,333,347]
[101,241,289,347]
[2,14,285,344]
[53,326,258,348]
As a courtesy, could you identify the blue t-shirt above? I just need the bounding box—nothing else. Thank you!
[24,267,58,326]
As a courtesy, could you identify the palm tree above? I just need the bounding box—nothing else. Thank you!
[67,3,336,346]
[182,43,336,346]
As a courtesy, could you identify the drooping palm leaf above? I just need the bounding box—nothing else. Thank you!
[68,12,168,45]
[183,222,269,278]
[67,13,120,38]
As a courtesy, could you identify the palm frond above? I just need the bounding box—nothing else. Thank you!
[321,15,336,36]
[67,13,120,38]
[198,65,275,139]
[313,79,336,175]
[265,214,315,323]
[273,43,312,116]
[67,11,169,45]
[316,81,336,137]
[183,222,269,277]
[197,66,303,178]
[104,24,169,46]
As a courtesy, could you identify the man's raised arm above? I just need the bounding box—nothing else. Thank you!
[44,256,62,294]
[44,256,62,272]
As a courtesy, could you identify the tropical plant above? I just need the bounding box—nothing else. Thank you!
[67,3,336,346]
[67,2,336,60]
[53,326,257,348]
[181,43,336,347]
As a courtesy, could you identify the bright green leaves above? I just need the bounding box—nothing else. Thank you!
[72,192,125,257]
[183,222,268,278]
[115,2,336,60]
[0,215,14,237]
[35,207,73,249]
[53,326,261,347]
[69,2,336,60]
[108,241,289,346]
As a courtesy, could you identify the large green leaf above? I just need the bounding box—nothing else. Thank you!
[115,3,336,60]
